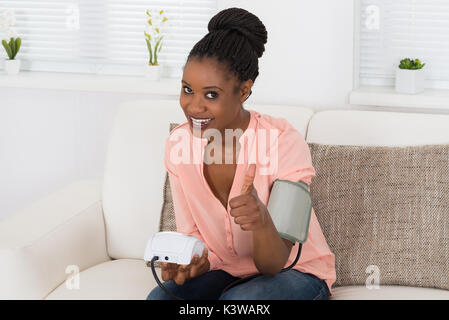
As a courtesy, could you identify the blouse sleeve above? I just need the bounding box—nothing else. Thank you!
[273,122,316,187]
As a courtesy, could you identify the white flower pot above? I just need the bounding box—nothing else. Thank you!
[395,68,425,94]
[145,64,162,81]
[4,59,21,75]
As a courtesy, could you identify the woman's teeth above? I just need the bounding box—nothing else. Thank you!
[191,117,212,125]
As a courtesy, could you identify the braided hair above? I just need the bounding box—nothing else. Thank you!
[184,7,268,96]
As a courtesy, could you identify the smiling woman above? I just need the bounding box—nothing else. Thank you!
[180,57,252,136]
[178,6,267,140]
[147,7,335,301]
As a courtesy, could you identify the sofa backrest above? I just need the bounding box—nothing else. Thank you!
[102,99,314,259]
[306,110,449,146]
[102,99,184,259]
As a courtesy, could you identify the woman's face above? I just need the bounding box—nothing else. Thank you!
[180,57,252,139]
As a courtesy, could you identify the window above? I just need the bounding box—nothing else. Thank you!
[358,0,449,89]
[0,0,218,78]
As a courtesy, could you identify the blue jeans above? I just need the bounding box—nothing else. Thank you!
[146,269,329,300]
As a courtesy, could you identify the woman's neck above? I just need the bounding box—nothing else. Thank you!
[220,108,250,147]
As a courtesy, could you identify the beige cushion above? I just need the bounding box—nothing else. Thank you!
[158,123,179,233]
[159,171,177,233]
[309,142,449,291]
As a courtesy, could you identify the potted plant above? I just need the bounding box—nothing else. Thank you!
[2,37,22,75]
[395,58,426,94]
[1,9,22,75]
[144,9,168,80]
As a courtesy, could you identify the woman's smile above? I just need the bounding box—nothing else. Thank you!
[189,116,214,130]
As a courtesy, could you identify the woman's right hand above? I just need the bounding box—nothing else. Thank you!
[160,248,210,285]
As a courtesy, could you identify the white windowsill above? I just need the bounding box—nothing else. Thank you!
[0,71,181,96]
[350,86,449,110]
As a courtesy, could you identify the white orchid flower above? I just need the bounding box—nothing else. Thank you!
[144,8,169,65]
[144,8,169,43]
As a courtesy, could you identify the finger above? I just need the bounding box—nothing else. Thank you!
[229,194,251,209]
[229,205,249,218]
[161,263,174,281]
[160,262,171,272]
[178,263,190,274]
[161,267,168,281]
[188,251,208,279]
[190,254,200,265]
[174,272,187,285]
[234,215,253,225]
[241,163,256,195]
[174,265,189,285]
[199,248,208,263]
[167,263,178,279]
[240,223,253,231]
[167,262,177,271]
[191,248,207,265]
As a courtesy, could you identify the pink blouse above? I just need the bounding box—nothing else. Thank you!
[164,109,336,296]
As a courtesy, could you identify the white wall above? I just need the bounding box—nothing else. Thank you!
[219,0,355,109]
[0,88,172,221]
[0,0,356,221]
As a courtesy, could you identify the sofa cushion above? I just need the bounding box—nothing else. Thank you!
[45,259,161,300]
[308,142,449,291]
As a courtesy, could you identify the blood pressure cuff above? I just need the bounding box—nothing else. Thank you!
[267,179,312,244]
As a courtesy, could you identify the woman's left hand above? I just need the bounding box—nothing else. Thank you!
[229,164,268,232]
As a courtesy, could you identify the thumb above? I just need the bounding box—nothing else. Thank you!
[241,163,256,195]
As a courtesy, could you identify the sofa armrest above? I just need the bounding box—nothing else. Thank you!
[0,179,111,299]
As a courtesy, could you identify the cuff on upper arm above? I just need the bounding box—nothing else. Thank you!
[276,166,315,186]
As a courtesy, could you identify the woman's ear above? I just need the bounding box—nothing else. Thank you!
[240,79,253,103]
[243,90,252,102]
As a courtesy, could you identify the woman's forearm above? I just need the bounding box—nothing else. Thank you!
[252,209,291,275]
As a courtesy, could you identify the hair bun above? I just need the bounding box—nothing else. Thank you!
[208,7,267,58]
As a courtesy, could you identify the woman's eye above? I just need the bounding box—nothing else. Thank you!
[206,92,218,99]
[182,86,217,99]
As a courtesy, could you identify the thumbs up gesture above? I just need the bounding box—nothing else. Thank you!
[228,164,268,232]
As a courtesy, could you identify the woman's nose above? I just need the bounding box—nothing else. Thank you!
[187,106,208,115]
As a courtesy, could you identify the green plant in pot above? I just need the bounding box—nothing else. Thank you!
[143,9,168,80]
[1,9,22,75]
[395,58,426,94]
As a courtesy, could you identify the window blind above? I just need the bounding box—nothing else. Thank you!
[359,0,449,89]
[0,0,218,78]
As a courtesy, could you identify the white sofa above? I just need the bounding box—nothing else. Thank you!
[2,99,449,300]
